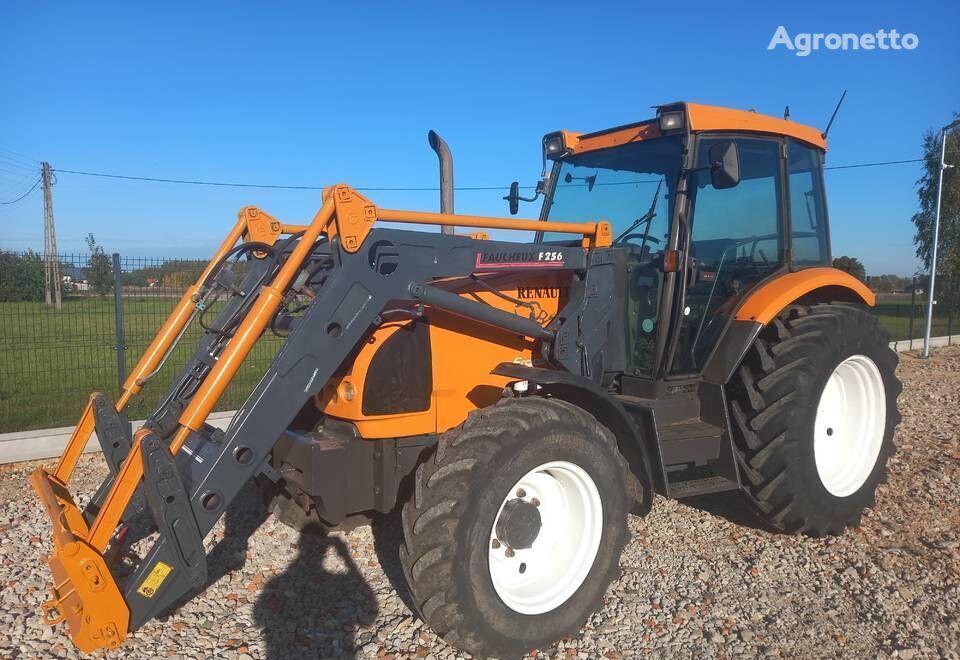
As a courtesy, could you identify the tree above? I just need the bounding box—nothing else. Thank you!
[85,233,113,296]
[832,255,866,282]
[0,251,45,301]
[912,115,960,297]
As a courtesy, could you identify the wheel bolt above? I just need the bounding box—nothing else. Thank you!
[505,547,515,558]
[531,497,540,507]
[516,488,526,498]
[491,539,501,549]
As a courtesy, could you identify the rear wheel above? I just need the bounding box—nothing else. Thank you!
[728,303,901,535]
[399,397,630,658]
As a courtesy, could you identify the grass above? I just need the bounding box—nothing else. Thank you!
[872,293,957,343]
[0,296,282,433]
[0,292,956,434]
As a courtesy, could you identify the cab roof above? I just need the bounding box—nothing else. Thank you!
[557,102,827,155]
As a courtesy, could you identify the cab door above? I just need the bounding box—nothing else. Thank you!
[669,136,786,374]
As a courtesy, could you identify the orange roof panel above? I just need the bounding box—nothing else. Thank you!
[560,102,827,155]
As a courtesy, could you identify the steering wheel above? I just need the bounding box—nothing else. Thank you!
[619,233,662,246]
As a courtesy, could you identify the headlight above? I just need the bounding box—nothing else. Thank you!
[658,110,685,132]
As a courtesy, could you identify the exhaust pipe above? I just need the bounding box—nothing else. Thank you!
[428,130,455,235]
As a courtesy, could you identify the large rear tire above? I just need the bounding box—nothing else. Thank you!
[728,303,901,535]
[399,397,631,658]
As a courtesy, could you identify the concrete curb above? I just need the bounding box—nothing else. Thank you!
[0,334,956,466]
[0,410,236,465]
[889,334,959,354]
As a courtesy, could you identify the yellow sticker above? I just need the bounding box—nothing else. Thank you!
[137,561,173,598]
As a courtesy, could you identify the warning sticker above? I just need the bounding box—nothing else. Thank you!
[137,561,173,598]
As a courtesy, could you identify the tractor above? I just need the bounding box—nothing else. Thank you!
[30,102,900,658]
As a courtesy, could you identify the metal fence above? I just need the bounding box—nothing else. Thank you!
[0,251,957,434]
[0,252,281,433]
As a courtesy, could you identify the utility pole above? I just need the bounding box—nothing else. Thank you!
[42,161,62,310]
[922,120,960,358]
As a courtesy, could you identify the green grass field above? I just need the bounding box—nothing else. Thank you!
[0,293,955,433]
[872,293,956,343]
[0,296,282,433]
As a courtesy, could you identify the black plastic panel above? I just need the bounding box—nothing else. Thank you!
[362,320,432,416]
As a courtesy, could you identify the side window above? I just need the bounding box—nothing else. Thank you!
[671,138,784,373]
[788,140,830,266]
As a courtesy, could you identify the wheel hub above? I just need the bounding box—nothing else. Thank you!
[495,498,541,550]
[814,354,886,497]
[488,460,603,615]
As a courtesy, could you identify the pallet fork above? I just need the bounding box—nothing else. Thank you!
[30,185,612,652]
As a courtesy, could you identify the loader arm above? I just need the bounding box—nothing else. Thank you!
[30,185,614,652]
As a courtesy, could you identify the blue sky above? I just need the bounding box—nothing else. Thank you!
[1,0,957,275]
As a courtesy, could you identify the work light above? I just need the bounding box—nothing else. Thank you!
[543,133,567,160]
[658,110,685,132]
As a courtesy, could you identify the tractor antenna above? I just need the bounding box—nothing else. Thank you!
[784,105,790,120]
[822,90,847,139]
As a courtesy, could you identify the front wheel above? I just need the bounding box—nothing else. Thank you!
[399,397,631,658]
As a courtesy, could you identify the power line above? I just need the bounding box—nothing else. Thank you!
[0,177,41,204]
[46,156,926,194]
[56,158,923,190]
[52,168,534,192]
[0,149,40,167]
[824,158,923,170]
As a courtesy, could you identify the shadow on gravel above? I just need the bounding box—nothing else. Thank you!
[681,490,780,533]
[255,523,377,658]
[157,482,271,620]
[371,511,418,615]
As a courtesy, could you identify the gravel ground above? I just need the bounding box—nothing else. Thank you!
[1,346,958,659]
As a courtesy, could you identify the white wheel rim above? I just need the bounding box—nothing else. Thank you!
[488,461,603,615]
[813,354,886,497]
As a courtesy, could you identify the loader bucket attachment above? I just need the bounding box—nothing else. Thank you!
[30,467,128,652]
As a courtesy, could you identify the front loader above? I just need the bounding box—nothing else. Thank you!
[31,102,901,658]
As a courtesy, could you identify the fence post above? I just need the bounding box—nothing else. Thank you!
[112,252,127,396]
[949,278,955,346]
[908,278,917,351]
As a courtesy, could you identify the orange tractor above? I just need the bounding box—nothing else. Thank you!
[31,102,899,657]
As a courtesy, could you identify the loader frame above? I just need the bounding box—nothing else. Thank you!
[30,185,615,651]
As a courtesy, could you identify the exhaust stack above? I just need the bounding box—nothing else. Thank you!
[428,130,455,235]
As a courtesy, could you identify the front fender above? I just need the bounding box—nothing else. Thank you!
[491,363,659,510]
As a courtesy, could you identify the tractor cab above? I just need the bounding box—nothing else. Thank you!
[535,102,832,382]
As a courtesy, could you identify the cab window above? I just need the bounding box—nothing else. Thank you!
[787,139,830,266]
[671,137,784,373]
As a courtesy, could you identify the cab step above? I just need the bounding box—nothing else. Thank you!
[658,419,725,465]
[667,474,739,498]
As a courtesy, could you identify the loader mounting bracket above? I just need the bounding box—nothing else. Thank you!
[140,433,208,590]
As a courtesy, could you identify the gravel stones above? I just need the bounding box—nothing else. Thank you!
[1,346,958,658]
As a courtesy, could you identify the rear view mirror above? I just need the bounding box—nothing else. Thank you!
[709,141,740,189]
[505,182,520,215]
[564,172,598,191]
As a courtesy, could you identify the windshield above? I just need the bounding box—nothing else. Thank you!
[539,136,683,250]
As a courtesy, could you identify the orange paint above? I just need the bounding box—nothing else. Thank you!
[686,103,827,150]
[52,396,96,482]
[323,274,567,438]
[30,468,129,652]
[558,102,827,157]
[378,208,611,246]
[734,267,874,324]
[241,206,284,256]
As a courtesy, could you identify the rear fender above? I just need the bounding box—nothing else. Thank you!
[703,267,874,384]
[733,267,874,324]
